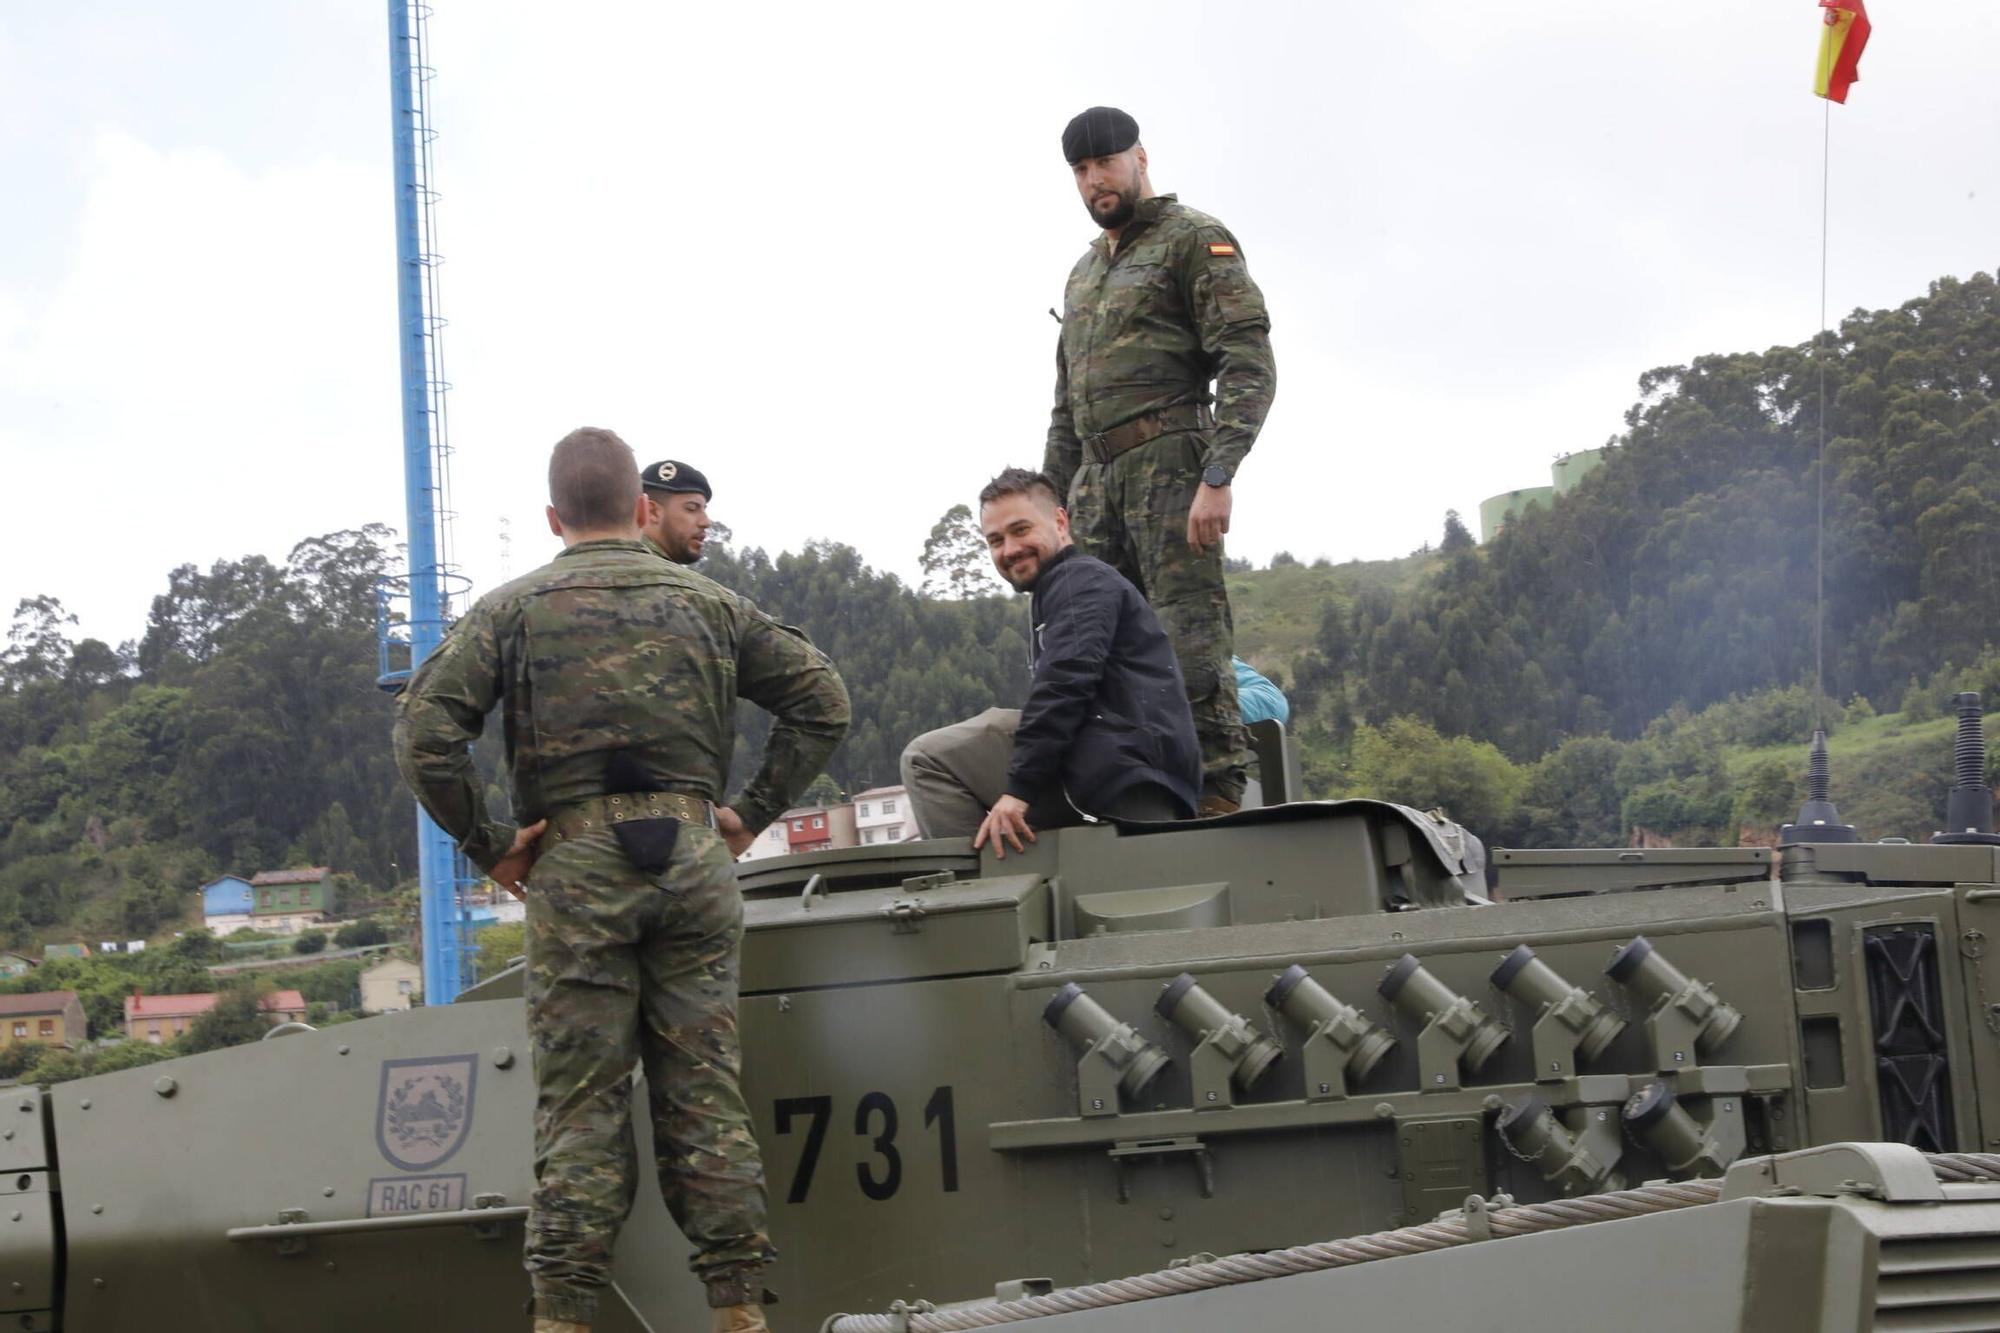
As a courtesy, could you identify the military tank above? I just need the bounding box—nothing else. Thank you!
[2,699,1996,1332]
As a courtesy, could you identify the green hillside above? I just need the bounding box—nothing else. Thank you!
[1228,551,1438,671]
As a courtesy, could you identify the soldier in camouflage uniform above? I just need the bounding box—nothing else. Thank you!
[639,456,713,564]
[1045,106,1277,812]
[393,427,850,1333]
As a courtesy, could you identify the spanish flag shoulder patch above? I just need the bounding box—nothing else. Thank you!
[1207,241,1238,258]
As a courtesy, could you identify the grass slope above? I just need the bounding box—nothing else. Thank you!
[1227,551,1438,671]
[1725,712,1960,844]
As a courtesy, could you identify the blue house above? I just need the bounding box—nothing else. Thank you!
[200,875,255,921]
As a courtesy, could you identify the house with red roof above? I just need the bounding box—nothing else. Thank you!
[124,990,308,1044]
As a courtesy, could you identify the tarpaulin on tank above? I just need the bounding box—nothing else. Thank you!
[1107,798,1491,904]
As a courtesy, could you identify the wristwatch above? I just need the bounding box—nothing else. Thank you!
[1201,465,1231,489]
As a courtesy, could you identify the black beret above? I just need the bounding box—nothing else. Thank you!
[640,459,712,501]
[1063,106,1140,164]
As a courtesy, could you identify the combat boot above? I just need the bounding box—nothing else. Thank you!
[533,1321,590,1333]
[712,1306,768,1332]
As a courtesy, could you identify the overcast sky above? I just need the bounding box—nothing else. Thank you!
[3,2,1995,647]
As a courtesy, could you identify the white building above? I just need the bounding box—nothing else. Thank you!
[853,786,919,846]
[739,819,794,863]
[361,957,424,1013]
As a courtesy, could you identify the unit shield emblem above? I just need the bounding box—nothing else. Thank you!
[376,1054,478,1171]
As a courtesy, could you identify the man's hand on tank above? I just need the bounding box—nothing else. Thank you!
[974,794,1037,859]
[716,806,755,857]
[1186,483,1232,552]
[490,819,548,898]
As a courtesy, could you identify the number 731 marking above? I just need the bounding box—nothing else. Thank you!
[773,1086,958,1204]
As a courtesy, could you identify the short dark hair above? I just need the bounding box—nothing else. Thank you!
[549,427,640,529]
[978,467,1063,510]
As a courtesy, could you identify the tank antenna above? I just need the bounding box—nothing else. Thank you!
[1779,728,1857,845]
[1932,693,2000,846]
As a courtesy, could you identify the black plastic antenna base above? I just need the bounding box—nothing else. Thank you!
[1931,830,2000,847]
[1779,817,1860,846]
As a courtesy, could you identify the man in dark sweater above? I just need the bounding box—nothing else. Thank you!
[900,468,1201,855]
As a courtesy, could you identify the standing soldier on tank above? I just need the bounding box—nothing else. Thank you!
[1045,105,1276,814]
[392,427,850,1333]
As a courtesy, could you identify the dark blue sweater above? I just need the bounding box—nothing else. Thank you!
[1003,547,1201,817]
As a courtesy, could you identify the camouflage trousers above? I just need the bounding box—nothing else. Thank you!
[522,816,772,1323]
[1068,430,1248,802]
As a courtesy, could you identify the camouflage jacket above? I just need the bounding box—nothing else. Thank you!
[392,539,850,872]
[1043,194,1276,499]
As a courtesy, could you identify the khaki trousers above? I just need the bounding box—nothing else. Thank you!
[899,707,1179,838]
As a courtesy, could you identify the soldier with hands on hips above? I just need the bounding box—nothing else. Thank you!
[392,427,849,1333]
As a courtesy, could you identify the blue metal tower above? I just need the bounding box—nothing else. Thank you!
[384,0,476,1003]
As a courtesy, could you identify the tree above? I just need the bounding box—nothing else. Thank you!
[1344,717,1526,837]
[1313,271,2000,755]
[475,922,526,981]
[334,918,390,949]
[1441,510,1475,553]
[136,555,288,677]
[293,929,329,955]
[183,983,277,1054]
[24,1039,178,1086]
[918,505,1003,600]
[270,958,363,1007]
[1,596,77,689]
[1518,737,1626,846]
[1731,757,1799,835]
[284,526,396,631]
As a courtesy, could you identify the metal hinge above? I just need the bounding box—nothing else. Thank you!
[882,901,926,933]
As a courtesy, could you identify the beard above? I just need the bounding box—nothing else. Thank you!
[1086,190,1137,231]
[998,555,1040,591]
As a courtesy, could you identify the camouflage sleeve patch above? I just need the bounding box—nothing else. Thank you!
[1186,226,1269,328]
[1182,226,1277,476]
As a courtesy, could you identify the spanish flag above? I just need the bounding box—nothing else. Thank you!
[1814,0,1871,104]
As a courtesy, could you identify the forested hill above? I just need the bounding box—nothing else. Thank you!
[1334,271,2000,759]
[0,530,1036,946]
[0,270,1994,948]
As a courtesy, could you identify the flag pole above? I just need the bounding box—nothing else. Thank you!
[1815,95,1829,730]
